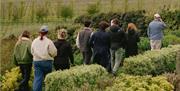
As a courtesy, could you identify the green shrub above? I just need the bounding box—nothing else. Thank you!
[118,45,180,76]
[35,7,48,23]
[138,36,180,53]
[170,30,180,37]
[86,1,100,15]
[45,64,108,91]
[160,8,180,30]
[106,74,174,91]
[163,34,180,47]
[74,53,83,65]
[138,37,150,52]
[60,5,74,21]
[75,10,148,36]
[1,67,34,91]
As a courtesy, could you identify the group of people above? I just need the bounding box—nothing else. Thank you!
[12,13,166,91]
[76,19,140,74]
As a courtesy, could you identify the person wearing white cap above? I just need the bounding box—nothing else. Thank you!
[31,25,57,91]
[147,13,166,50]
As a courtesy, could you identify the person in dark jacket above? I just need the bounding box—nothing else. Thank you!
[125,23,140,57]
[89,21,111,72]
[76,20,92,64]
[109,19,126,74]
[54,28,74,70]
[13,30,33,91]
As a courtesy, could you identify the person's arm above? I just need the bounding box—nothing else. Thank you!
[31,40,35,56]
[48,41,57,58]
[136,32,140,42]
[89,32,95,48]
[27,41,33,59]
[159,18,166,28]
[68,43,74,64]
[13,53,18,66]
[147,26,150,38]
[12,45,18,66]
[76,33,80,48]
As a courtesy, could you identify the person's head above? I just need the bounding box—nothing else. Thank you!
[154,13,161,20]
[99,21,109,30]
[111,18,119,26]
[39,25,48,40]
[84,20,92,27]
[21,30,30,38]
[58,28,68,40]
[16,30,30,45]
[127,23,137,32]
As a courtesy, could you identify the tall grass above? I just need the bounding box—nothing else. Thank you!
[1,0,179,23]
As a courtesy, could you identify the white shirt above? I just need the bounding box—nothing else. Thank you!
[31,36,57,61]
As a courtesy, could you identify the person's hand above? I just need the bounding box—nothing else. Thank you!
[159,18,163,22]
[71,64,76,67]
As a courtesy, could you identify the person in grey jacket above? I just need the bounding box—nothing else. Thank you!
[76,20,93,64]
[147,13,166,50]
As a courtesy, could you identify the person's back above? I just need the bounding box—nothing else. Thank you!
[148,20,166,40]
[76,20,92,64]
[32,36,56,61]
[54,39,73,70]
[125,29,140,56]
[89,21,111,72]
[125,23,140,57]
[14,38,32,64]
[78,28,92,52]
[147,13,166,50]
[13,31,33,91]
[109,25,126,50]
[31,25,57,91]
[91,30,110,53]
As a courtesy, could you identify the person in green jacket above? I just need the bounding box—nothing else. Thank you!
[13,30,33,91]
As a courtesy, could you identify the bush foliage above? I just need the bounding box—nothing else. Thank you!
[44,64,108,91]
[75,9,180,36]
[1,67,34,91]
[106,74,174,91]
[118,45,180,76]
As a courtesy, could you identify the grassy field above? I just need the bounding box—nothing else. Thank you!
[0,0,180,22]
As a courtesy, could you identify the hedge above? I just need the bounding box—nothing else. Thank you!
[106,74,174,91]
[44,64,108,91]
[74,10,148,36]
[75,9,180,36]
[138,35,180,52]
[1,67,34,91]
[118,45,180,76]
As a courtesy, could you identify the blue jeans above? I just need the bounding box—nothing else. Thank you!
[33,60,52,91]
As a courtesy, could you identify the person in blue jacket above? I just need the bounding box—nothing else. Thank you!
[147,13,166,50]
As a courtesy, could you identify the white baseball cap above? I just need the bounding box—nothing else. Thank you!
[40,25,48,32]
[154,13,161,18]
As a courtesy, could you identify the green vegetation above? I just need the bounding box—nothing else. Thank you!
[60,5,74,21]
[45,64,108,91]
[1,45,179,91]
[75,9,180,36]
[1,67,34,91]
[106,74,174,91]
[118,45,180,76]
[1,0,180,90]
[86,0,101,15]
